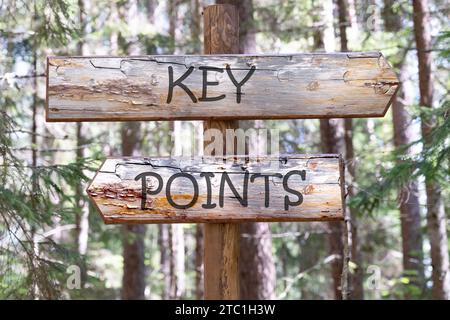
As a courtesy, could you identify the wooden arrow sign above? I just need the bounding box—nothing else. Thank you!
[46,52,398,122]
[87,155,345,224]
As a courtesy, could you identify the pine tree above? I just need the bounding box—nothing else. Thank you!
[412,0,450,299]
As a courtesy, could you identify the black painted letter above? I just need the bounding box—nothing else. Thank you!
[199,66,226,102]
[283,170,306,210]
[166,172,199,209]
[219,171,249,208]
[200,172,216,209]
[167,66,197,103]
[251,173,283,208]
[226,65,256,103]
[134,172,163,210]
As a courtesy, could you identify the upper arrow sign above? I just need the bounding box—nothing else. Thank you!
[46,52,398,122]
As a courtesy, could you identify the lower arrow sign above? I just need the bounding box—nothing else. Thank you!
[87,154,345,224]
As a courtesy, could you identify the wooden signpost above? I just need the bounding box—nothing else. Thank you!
[45,4,398,300]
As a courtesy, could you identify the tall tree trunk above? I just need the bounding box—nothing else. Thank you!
[240,223,276,299]
[75,129,89,256]
[217,0,276,300]
[162,1,186,300]
[412,0,450,299]
[122,224,146,300]
[109,2,119,54]
[169,224,186,299]
[195,222,204,299]
[167,81,186,300]
[241,0,277,300]
[237,0,257,54]
[337,0,348,52]
[121,122,146,300]
[158,224,171,299]
[74,0,90,287]
[118,0,147,300]
[168,0,177,53]
[337,0,364,300]
[188,1,204,299]
[343,118,365,299]
[382,0,402,32]
[146,0,156,24]
[320,119,344,300]
[30,4,39,298]
[383,0,425,297]
[343,118,365,300]
[141,0,171,301]
[195,121,204,300]
[346,0,359,44]
[314,0,344,300]
[191,0,201,53]
[393,60,425,295]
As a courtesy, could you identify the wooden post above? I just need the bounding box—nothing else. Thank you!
[203,4,240,300]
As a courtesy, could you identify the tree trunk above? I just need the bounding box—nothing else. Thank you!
[30,8,39,297]
[117,0,147,300]
[189,2,204,299]
[195,223,204,299]
[163,1,186,300]
[393,60,425,295]
[191,0,201,53]
[383,0,425,297]
[146,0,156,24]
[120,122,146,300]
[412,0,450,299]
[314,0,344,300]
[169,224,186,299]
[158,224,171,299]
[382,0,402,32]
[140,0,170,300]
[74,1,90,287]
[168,0,177,53]
[109,2,119,54]
[75,123,89,256]
[346,0,359,44]
[217,0,277,300]
[320,119,344,300]
[122,224,146,299]
[336,0,364,300]
[343,118,365,300]
[337,0,348,52]
[240,223,276,299]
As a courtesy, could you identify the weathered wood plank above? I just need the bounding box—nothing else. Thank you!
[46,53,398,121]
[87,155,345,224]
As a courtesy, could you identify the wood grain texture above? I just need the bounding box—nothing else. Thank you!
[86,155,345,224]
[204,222,239,299]
[203,4,241,301]
[46,52,398,121]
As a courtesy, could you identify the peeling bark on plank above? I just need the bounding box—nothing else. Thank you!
[46,53,398,121]
[87,155,345,224]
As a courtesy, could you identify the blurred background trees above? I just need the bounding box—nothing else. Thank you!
[0,0,448,299]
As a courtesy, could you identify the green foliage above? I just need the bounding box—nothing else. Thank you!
[437,30,450,59]
[0,109,101,298]
[351,102,449,215]
[0,0,79,47]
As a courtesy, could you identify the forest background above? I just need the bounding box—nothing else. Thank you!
[0,0,449,300]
